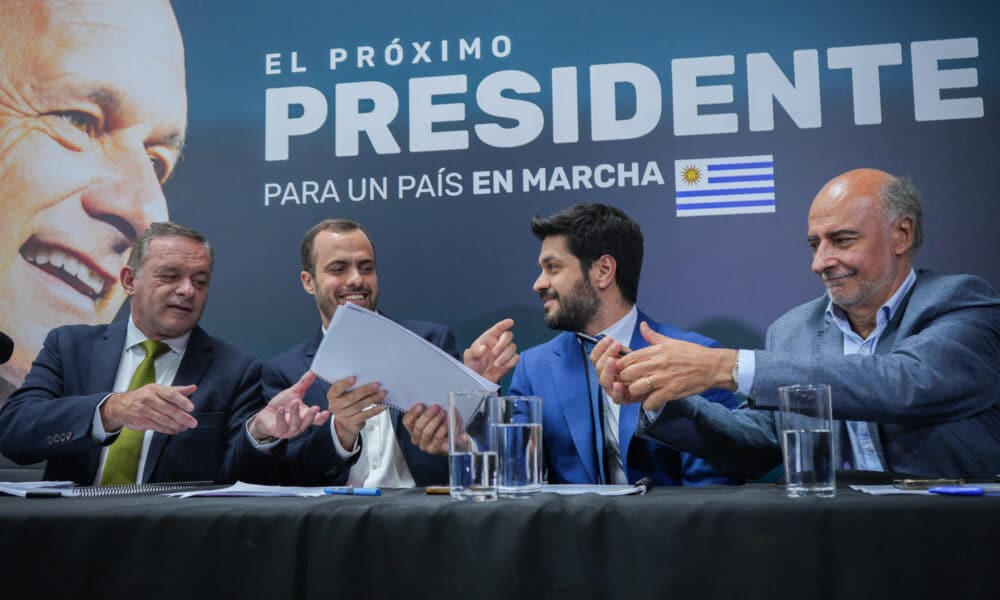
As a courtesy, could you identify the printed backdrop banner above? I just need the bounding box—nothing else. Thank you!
[164,0,1000,356]
[2,0,997,396]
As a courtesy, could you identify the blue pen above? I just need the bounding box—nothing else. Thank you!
[928,486,997,496]
[324,487,382,496]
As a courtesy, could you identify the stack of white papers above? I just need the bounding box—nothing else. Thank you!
[167,482,329,498]
[311,303,498,415]
[540,484,647,496]
[0,481,76,497]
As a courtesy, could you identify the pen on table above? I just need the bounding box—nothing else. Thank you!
[324,487,382,496]
[575,333,630,355]
[425,486,450,495]
[928,486,1000,497]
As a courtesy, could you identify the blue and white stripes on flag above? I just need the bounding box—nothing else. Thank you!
[674,155,775,217]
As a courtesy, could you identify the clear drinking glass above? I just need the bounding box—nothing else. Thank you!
[778,384,835,498]
[448,391,497,501]
[493,395,543,498]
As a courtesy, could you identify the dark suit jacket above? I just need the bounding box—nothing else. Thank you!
[262,318,457,486]
[509,309,740,486]
[0,321,278,484]
[640,270,1000,479]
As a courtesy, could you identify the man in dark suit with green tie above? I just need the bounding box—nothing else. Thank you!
[0,222,327,484]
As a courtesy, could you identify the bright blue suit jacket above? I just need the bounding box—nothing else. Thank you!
[262,318,457,486]
[509,309,740,486]
[0,321,278,484]
[639,271,1000,479]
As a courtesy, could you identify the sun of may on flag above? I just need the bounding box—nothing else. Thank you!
[674,155,775,217]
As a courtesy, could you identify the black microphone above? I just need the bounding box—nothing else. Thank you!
[0,331,13,365]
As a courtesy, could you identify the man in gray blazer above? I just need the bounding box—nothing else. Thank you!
[590,168,1000,479]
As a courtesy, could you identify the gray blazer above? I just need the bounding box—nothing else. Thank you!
[639,270,1000,479]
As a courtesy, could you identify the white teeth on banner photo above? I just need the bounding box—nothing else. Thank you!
[674,155,775,217]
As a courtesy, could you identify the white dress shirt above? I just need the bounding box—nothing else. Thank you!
[324,322,416,488]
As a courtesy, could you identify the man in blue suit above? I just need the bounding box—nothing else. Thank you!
[263,219,517,486]
[0,222,325,485]
[509,203,739,486]
[594,169,1000,479]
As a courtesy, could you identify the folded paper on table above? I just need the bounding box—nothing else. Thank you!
[167,481,330,498]
[310,303,498,417]
[540,484,647,496]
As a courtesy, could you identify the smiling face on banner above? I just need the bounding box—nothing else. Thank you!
[0,0,187,394]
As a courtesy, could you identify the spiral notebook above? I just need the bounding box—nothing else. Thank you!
[1,481,215,498]
[310,303,498,415]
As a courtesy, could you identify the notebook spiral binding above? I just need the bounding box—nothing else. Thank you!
[69,481,215,497]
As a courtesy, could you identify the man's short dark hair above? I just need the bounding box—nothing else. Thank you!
[127,222,213,274]
[530,203,643,304]
[300,219,376,275]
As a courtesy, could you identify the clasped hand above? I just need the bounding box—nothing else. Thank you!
[589,321,737,411]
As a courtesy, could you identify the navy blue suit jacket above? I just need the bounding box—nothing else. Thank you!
[262,318,457,486]
[0,321,278,484]
[509,310,740,486]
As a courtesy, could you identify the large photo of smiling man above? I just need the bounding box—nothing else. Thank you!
[0,0,187,404]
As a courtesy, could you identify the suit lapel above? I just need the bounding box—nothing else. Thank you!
[866,287,914,469]
[304,330,331,405]
[549,334,600,484]
[616,316,651,472]
[143,326,214,483]
[87,323,129,480]
[90,322,128,392]
[815,317,843,356]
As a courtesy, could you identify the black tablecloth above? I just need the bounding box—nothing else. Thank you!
[1,484,996,600]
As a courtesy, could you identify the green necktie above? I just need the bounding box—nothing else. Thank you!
[100,340,171,485]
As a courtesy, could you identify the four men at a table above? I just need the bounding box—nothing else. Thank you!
[1,168,997,485]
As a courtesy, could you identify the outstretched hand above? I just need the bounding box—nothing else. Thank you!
[463,318,519,382]
[250,371,331,441]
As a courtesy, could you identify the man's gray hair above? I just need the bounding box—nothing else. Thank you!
[880,176,923,253]
[126,222,214,273]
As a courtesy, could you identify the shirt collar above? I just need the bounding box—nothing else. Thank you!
[599,305,638,347]
[126,316,191,356]
[825,268,916,341]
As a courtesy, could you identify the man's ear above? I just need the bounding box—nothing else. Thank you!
[120,266,137,297]
[591,255,617,291]
[301,271,316,296]
[893,217,915,256]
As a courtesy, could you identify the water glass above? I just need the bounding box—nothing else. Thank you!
[448,391,497,501]
[493,395,543,498]
[778,384,835,498]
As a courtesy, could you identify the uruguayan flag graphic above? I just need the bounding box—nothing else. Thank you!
[674,155,775,217]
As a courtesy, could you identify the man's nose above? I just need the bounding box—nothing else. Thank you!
[175,276,195,296]
[532,273,547,293]
[811,243,835,275]
[346,268,364,286]
[80,139,169,252]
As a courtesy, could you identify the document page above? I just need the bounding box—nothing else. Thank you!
[310,303,498,414]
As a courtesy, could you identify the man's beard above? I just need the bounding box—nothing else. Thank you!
[542,277,600,332]
[823,267,894,311]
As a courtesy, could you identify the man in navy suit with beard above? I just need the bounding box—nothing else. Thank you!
[509,203,740,486]
[263,219,518,487]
